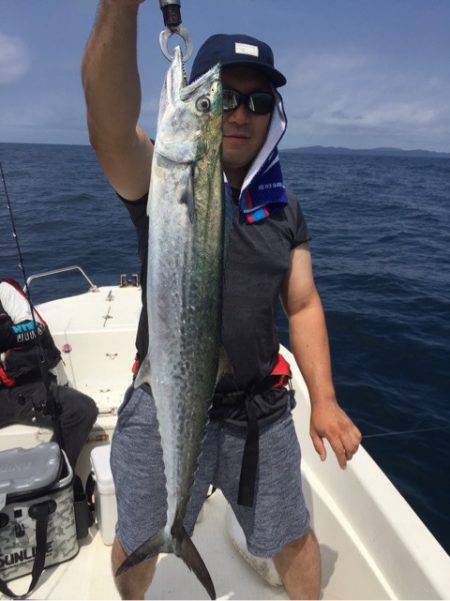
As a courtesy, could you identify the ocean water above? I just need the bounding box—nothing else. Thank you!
[0,142,449,554]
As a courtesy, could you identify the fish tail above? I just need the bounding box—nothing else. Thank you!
[115,529,172,577]
[172,516,216,600]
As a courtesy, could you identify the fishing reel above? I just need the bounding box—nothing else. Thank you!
[14,379,61,420]
[159,0,192,62]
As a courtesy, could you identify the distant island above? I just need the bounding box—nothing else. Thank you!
[1,141,449,160]
[281,146,450,159]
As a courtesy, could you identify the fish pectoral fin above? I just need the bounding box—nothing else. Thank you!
[134,354,151,390]
[172,519,216,600]
[216,346,233,386]
[115,529,171,577]
[180,163,196,224]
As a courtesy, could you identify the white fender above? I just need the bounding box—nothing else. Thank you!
[225,506,283,587]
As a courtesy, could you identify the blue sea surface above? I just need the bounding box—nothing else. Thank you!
[1,142,449,554]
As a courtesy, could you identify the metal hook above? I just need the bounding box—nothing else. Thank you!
[159,25,192,62]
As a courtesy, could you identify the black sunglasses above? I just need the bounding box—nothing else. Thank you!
[222,88,275,115]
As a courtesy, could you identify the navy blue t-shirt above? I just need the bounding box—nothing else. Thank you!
[120,190,310,391]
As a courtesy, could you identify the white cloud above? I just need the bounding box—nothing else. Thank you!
[0,91,88,145]
[0,32,29,85]
[0,104,55,129]
[279,51,450,150]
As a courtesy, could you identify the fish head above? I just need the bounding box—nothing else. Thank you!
[156,46,222,164]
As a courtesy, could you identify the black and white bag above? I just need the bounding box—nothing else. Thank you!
[0,443,79,599]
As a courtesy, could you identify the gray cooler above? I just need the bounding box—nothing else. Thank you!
[0,443,78,598]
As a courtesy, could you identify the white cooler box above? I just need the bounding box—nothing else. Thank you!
[90,445,117,545]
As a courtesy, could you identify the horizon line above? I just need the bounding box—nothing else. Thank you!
[0,140,449,155]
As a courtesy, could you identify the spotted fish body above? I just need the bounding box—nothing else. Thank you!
[116,47,223,599]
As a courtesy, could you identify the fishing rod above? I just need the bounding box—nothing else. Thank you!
[0,161,64,447]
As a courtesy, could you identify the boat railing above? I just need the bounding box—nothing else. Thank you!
[25,266,99,293]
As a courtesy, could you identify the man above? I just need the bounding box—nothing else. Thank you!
[82,2,362,599]
[0,278,98,470]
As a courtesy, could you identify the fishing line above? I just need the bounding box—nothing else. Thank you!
[363,424,450,439]
[0,161,63,446]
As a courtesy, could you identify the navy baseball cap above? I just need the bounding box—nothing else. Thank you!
[189,34,287,87]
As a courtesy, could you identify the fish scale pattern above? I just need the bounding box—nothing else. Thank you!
[142,51,223,535]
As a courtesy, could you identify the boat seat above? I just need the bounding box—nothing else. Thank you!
[81,386,126,415]
[52,330,136,398]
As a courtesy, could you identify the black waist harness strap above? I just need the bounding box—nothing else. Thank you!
[238,393,260,507]
[211,384,295,508]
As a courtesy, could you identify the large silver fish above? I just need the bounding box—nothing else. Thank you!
[116,47,223,599]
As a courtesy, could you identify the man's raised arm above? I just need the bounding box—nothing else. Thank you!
[82,0,153,200]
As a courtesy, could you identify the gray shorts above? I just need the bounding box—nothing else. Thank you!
[110,385,310,558]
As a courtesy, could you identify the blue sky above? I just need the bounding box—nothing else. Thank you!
[1,0,449,151]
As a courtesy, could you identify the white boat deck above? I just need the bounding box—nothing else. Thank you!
[1,284,449,600]
[5,492,291,601]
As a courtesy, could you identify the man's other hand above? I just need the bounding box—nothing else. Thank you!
[309,400,362,469]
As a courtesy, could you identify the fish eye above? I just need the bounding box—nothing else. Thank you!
[196,96,211,113]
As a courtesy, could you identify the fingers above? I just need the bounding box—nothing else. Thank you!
[340,430,360,462]
[310,406,363,470]
[310,430,327,461]
[335,424,362,468]
[328,435,348,469]
[319,425,362,469]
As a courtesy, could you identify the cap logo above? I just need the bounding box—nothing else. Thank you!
[235,43,259,58]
